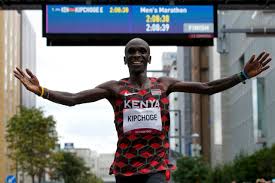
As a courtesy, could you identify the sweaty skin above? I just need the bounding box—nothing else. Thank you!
[14,38,272,107]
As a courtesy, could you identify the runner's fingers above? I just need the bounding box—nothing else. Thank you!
[262,58,272,67]
[259,65,270,74]
[14,70,23,78]
[14,72,22,80]
[26,69,35,78]
[16,67,26,77]
[248,55,255,63]
[259,53,270,64]
[255,51,266,62]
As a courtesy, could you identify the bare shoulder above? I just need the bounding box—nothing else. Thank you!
[157,76,183,94]
[95,80,119,90]
[95,80,120,102]
[158,76,180,86]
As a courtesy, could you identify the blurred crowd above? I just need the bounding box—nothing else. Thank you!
[255,178,273,183]
[231,179,275,183]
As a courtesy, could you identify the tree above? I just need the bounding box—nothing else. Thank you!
[79,171,103,183]
[206,145,275,182]
[50,151,103,183]
[172,156,210,183]
[206,163,235,183]
[6,106,58,183]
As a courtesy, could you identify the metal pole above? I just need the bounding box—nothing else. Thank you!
[178,110,182,154]
[169,110,182,154]
[221,25,275,35]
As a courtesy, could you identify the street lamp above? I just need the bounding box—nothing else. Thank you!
[191,133,201,157]
[191,133,199,138]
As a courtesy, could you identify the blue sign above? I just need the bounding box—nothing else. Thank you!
[64,143,74,149]
[5,175,16,183]
[45,5,214,35]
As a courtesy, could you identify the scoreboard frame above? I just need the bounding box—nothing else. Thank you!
[42,3,217,46]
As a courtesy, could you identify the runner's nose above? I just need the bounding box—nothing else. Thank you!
[133,50,142,56]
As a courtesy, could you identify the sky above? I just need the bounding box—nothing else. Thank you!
[25,10,177,154]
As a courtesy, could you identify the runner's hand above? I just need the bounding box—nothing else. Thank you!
[244,51,272,78]
[13,67,41,95]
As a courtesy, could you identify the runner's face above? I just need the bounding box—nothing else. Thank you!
[124,41,151,74]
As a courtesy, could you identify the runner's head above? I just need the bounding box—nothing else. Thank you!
[124,38,151,74]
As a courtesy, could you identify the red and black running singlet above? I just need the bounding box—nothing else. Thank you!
[109,77,175,176]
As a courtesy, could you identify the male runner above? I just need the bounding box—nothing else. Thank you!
[14,38,271,183]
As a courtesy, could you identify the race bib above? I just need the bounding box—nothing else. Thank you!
[123,108,162,134]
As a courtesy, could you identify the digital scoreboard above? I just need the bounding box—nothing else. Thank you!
[43,4,217,46]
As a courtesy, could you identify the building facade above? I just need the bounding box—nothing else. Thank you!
[0,10,36,183]
[63,144,115,183]
[21,11,36,108]
[160,52,180,153]
[213,10,275,164]
[71,148,98,174]
[174,47,211,161]
[175,47,193,156]
[97,153,115,183]
[160,48,211,162]
[0,10,21,183]
[209,39,223,166]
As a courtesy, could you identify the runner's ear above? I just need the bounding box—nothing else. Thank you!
[148,56,151,64]
[124,56,127,65]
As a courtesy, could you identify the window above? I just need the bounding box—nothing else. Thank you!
[252,77,266,144]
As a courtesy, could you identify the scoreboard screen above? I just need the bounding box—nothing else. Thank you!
[43,4,217,46]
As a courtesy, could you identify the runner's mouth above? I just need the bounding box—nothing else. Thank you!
[132,61,142,65]
[129,59,144,65]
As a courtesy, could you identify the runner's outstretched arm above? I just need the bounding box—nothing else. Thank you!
[161,51,271,95]
[13,67,114,106]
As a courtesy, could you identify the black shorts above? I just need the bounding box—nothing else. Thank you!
[115,171,167,183]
